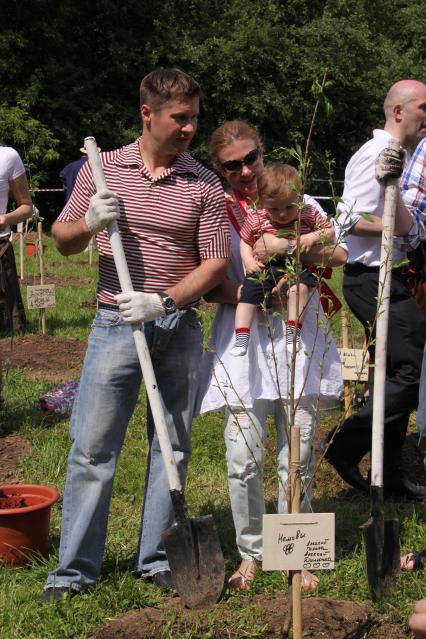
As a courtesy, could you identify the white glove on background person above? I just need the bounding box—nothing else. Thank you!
[115,291,165,323]
[375,146,405,183]
[85,189,120,234]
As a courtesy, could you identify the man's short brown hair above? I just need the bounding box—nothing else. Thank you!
[140,68,202,111]
[257,164,301,203]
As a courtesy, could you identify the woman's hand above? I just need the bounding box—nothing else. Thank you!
[253,233,283,262]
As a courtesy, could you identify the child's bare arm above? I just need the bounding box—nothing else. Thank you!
[298,224,335,250]
[240,238,263,272]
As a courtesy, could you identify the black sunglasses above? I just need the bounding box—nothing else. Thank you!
[220,147,261,172]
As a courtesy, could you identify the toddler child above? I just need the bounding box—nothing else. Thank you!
[232,163,335,356]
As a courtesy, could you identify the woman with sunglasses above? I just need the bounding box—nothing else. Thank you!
[198,120,345,591]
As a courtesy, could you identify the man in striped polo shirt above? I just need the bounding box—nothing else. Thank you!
[42,68,230,602]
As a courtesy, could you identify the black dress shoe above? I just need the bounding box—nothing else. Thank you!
[384,477,426,500]
[320,435,369,492]
[151,570,175,591]
[39,586,80,604]
[326,455,369,492]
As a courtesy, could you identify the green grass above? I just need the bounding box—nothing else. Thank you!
[0,237,424,638]
[22,237,98,340]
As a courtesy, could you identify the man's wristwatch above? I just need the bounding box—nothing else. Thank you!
[285,239,294,255]
[158,292,177,315]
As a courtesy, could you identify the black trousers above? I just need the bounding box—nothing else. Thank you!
[0,240,26,333]
[329,263,426,473]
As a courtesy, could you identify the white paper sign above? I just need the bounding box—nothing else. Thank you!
[17,223,23,233]
[262,513,335,571]
[27,285,56,309]
[338,348,369,381]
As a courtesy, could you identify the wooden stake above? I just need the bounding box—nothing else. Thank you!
[19,229,24,281]
[341,311,352,416]
[37,222,46,335]
[290,427,302,639]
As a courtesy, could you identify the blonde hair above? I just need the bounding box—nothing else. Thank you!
[209,120,262,170]
[257,164,301,204]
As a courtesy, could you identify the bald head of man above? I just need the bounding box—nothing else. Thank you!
[383,79,426,150]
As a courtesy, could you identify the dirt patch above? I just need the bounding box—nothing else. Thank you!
[80,299,97,309]
[0,436,32,483]
[21,274,91,287]
[0,490,28,509]
[12,231,49,243]
[91,594,405,639]
[1,335,87,382]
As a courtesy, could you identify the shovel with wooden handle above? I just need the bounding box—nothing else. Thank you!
[84,136,225,609]
[362,138,401,600]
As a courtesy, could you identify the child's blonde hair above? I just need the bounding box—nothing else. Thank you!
[257,164,301,204]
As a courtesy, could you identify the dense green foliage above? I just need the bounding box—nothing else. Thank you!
[1,0,425,203]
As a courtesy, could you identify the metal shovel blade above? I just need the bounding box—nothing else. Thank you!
[362,486,400,600]
[161,491,225,609]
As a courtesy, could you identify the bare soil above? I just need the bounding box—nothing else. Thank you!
[0,435,32,483]
[0,335,87,382]
[90,594,405,639]
[0,489,28,509]
[21,274,91,287]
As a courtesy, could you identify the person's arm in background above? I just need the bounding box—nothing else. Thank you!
[0,174,33,232]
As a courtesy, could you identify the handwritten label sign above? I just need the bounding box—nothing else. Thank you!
[262,513,335,571]
[27,285,56,309]
[338,348,369,382]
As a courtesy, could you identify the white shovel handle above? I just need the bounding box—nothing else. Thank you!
[84,136,182,493]
[371,138,401,487]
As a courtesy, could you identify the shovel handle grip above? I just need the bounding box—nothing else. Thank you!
[371,138,401,487]
[84,136,182,493]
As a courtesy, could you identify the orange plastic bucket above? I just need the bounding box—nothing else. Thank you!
[0,484,60,566]
[25,242,37,257]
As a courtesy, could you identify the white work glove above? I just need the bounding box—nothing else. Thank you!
[115,291,165,323]
[375,146,405,183]
[84,189,120,234]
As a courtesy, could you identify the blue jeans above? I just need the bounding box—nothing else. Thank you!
[417,342,426,472]
[45,307,202,592]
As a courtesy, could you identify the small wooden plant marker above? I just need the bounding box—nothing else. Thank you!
[26,222,55,335]
[338,310,369,418]
[262,513,335,572]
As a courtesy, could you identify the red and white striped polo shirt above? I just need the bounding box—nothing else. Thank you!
[240,195,331,246]
[58,138,230,304]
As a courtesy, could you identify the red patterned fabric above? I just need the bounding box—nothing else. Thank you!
[58,138,230,304]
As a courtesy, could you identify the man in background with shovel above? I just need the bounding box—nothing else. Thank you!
[41,68,230,603]
[323,79,426,499]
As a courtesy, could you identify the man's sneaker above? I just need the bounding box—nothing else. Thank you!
[151,570,176,593]
[39,586,80,604]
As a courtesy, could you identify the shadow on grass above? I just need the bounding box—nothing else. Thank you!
[0,400,69,438]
